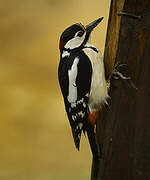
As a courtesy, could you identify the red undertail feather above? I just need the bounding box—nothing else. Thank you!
[88,106,102,126]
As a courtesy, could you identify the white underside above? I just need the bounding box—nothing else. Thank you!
[83,43,109,112]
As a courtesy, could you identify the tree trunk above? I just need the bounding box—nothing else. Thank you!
[92,0,150,179]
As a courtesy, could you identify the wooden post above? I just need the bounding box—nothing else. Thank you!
[92,0,150,179]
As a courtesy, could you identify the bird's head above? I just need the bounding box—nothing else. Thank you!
[59,17,104,52]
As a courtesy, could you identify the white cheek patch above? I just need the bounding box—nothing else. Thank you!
[67,57,79,103]
[64,33,85,50]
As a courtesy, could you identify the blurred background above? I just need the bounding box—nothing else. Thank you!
[0,0,110,179]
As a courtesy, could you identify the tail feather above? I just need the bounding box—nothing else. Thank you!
[72,123,100,178]
[86,124,100,178]
[72,128,82,150]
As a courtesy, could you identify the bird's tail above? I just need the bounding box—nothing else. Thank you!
[72,128,82,151]
[86,124,100,179]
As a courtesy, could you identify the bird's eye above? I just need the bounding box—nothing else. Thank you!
[75,31,84,37]
[78,31,84,37]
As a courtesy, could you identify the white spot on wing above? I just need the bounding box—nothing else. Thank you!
[85,93,89,97]
[75,126,79,131]
[78,111,85,118]
[83,102,86,108]
[72,115,76,121]
[78,123,83,129]
[71,102,76,108]
[67,57,79,103]
[77,98,83,104]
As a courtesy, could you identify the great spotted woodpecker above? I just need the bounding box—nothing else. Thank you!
[58,17,109,164]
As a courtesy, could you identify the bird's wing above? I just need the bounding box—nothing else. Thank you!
[58,51,92,150]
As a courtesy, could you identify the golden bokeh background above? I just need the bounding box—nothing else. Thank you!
[0,0,110,179]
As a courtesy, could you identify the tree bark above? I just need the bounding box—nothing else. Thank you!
[92,0,150,179]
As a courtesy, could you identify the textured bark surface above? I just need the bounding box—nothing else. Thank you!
[104,0,124,79]
[92,0,150,179]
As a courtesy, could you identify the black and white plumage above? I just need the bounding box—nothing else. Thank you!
[58,18,109,162]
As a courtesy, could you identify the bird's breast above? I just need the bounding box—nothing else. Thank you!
[83,45,109,112]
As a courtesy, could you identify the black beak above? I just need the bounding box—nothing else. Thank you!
[85,17,104,33]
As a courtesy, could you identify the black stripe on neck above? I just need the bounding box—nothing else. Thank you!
[62,45,98,53]
[83,46,99,53]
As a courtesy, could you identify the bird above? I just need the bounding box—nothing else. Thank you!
[58,17,109,167]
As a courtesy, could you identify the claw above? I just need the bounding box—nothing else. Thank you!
[109,62,130,81]
[114,61,128,69]
[108,62,138,90]
[116,64,128,69]
[112,71,131,80]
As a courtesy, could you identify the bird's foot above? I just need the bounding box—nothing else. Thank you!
[109,62,137,90]
[110,62,131,80]
[112,71,131,80]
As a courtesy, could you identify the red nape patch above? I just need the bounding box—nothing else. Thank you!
[59,41,66,50]
[88,107,102,126]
